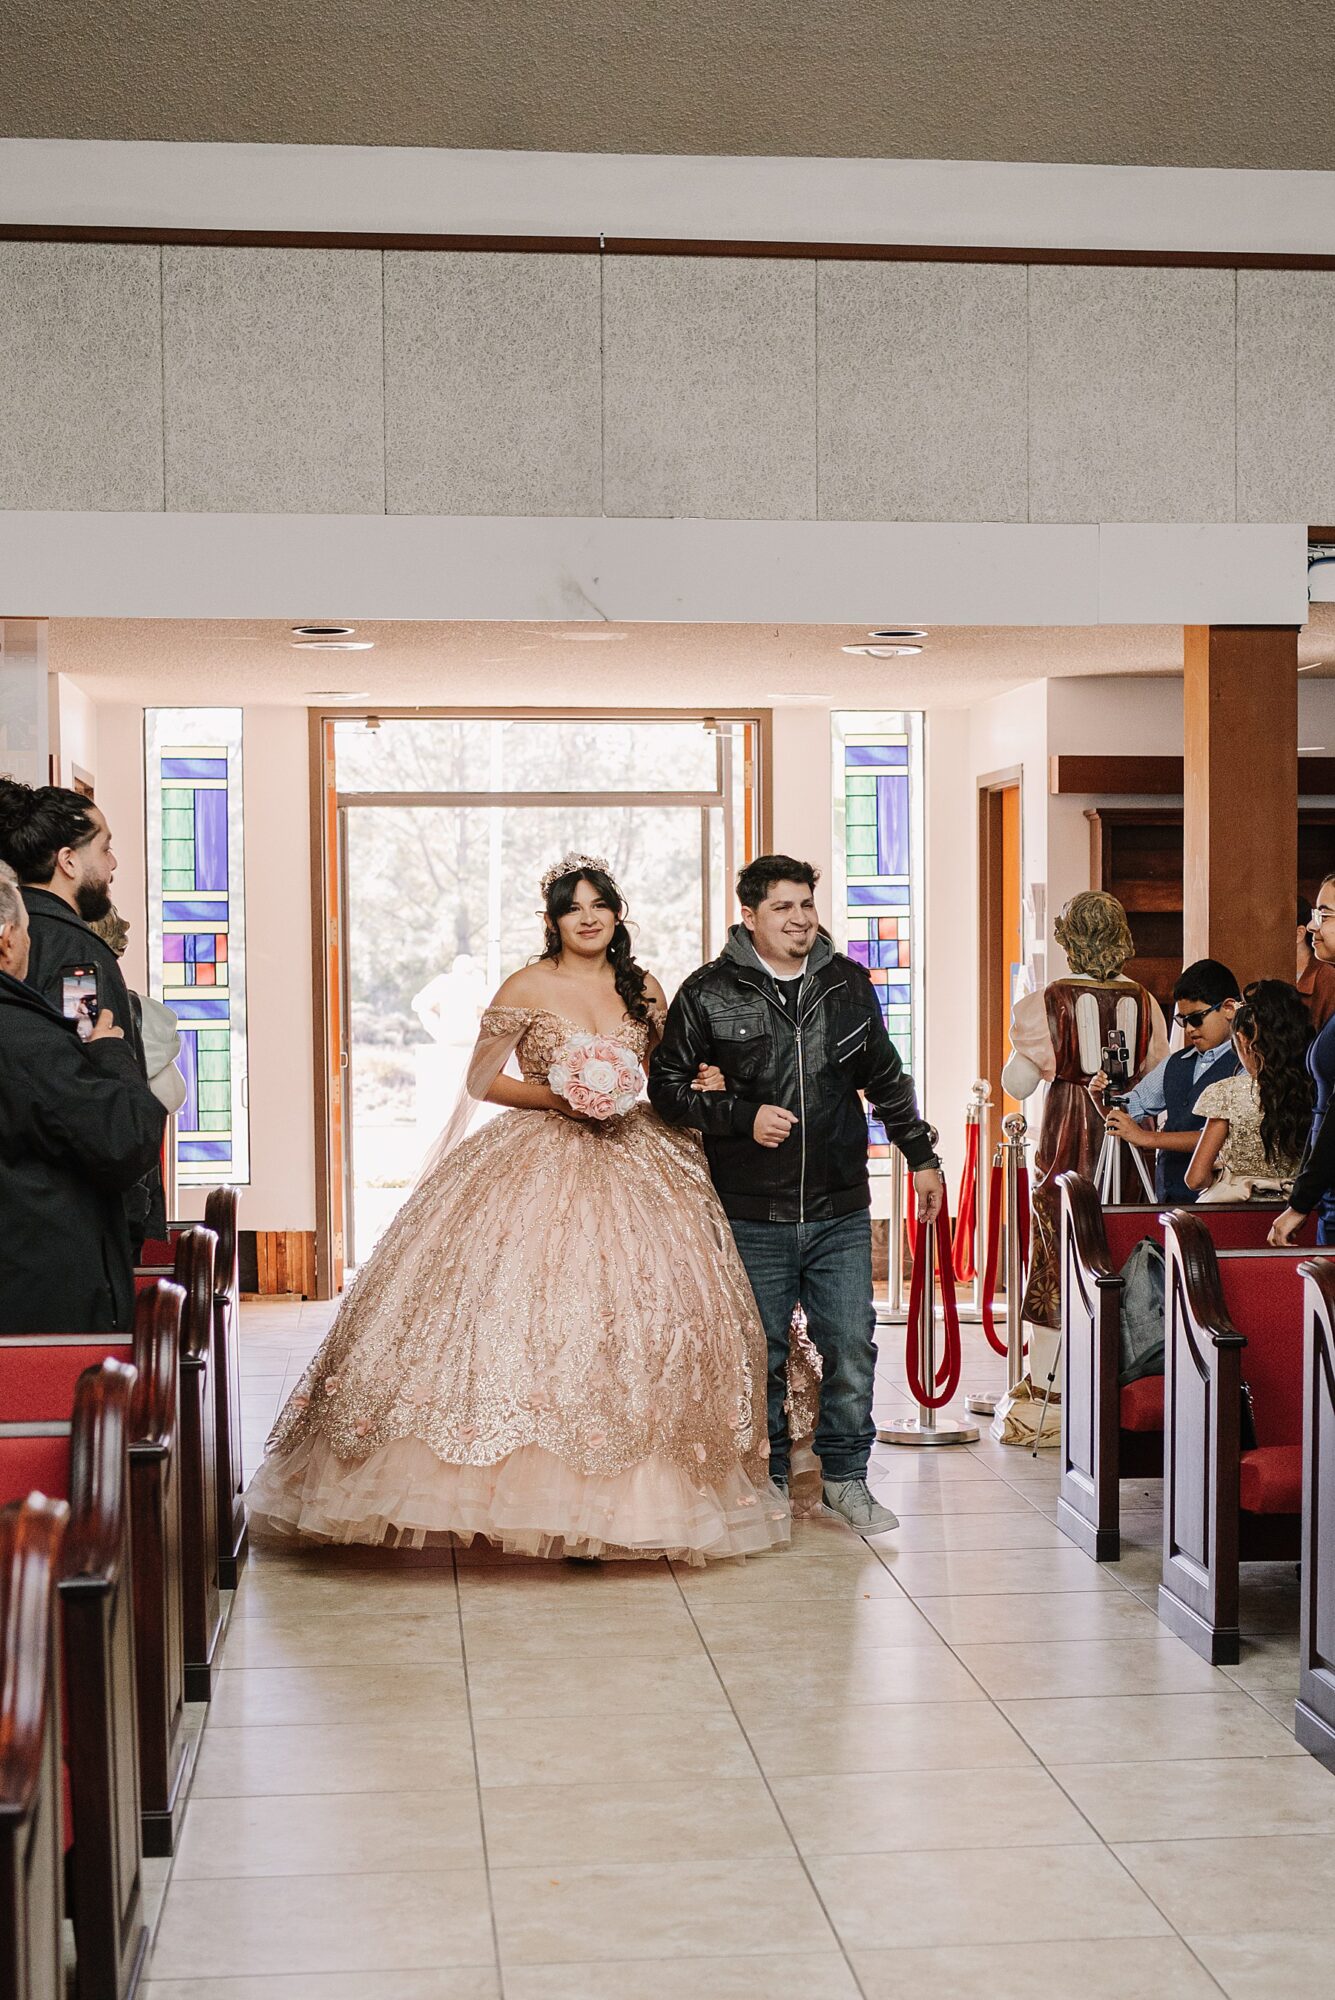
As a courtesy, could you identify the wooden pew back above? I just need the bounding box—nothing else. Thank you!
[0,1364,148,2000]
[1160,1216,1308,1664]
[0,1496,68,2000]
[1297,1259,1335,1765]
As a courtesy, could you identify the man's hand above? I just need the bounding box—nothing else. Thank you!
[88,1009,123,1043]
[1103,1107,1150,1148]
[753,1105,798,1149]
[1087,1069,1108,1106]
[691,1064,726,1094]
[914,1167,945,1225]
[1268,1207,1306,1247]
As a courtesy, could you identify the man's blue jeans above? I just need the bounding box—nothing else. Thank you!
[729,1211,876,1484]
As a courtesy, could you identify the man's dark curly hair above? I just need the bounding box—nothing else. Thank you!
[736,854,819,910]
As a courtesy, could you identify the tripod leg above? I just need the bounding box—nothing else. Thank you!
[1032,1332,1063,1458]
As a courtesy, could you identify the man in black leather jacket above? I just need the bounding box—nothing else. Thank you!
[650,855,943,1535]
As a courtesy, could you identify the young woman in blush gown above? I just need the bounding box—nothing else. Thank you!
[247,855,792,1562]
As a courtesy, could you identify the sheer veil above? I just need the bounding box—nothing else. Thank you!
[412,1005,530,1190]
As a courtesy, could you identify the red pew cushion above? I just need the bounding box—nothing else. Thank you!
[0,1434,71,1503]
[1120,1374,1165,1433]
[0,1343,128,1421]
[139,1236,178,1270]
[1104,1211,1164,1272]
[1240,1443,1303,1515]
[1218,1259,1305,1446]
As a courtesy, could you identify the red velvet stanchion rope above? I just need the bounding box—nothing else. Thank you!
[904,1182,964,1410]
[979,1148,1032,1359]
[980,1155,1009,1356]
[951,1118,980,1283]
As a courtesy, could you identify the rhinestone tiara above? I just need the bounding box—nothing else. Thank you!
[540,851,613,896]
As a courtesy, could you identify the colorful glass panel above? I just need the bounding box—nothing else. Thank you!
[145,708,250,1186]
[832,711,925,1187]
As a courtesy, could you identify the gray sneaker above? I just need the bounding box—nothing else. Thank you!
[822,1478,899,1535]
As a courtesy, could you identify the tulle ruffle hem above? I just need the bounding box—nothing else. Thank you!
[246,1433,791,1564]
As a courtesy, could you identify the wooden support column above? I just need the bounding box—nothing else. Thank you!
[1183,625,1298,986]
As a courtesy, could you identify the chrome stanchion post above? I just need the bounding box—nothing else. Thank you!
[880,1126,978,1449]
[875,1145,908,1326]
[957,1078,991,1325]
[1003,1110,1029,1395]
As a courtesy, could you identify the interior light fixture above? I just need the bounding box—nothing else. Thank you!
[308,690,370,702]
[841,643,923,658]
[768,690,826,701]
[868,628,927,642]
[1299,745,1327,754]
[293,639,375,651]
[292,623,355,638]
[553,629,628,641]
[1299,660,1329,673]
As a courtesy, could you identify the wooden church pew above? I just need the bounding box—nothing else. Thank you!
[155,1228,223,1703]
[0,1363,148,2000]
[140,1186,246,1591]
[1056,1174,1304,1560]
[0,1280,189,1855]
[1297,1258,1335,1765]
[0,1495,68,2000]
[1159,1214,1309,1665]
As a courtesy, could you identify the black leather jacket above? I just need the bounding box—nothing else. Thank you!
[649,927,938,1223]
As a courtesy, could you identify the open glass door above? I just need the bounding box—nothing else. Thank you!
[326,716,756,1267]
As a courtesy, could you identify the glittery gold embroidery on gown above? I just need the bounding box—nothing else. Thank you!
[247,1008,798,1562]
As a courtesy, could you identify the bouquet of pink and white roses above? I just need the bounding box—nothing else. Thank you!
[548,1033,642,1120]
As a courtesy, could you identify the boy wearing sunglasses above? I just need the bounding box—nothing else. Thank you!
[1088,957,1242,1203]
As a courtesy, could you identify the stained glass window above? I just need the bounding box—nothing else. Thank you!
[832,711,925,1181]
[145,709,250,1186]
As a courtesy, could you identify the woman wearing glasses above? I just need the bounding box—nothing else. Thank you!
[1271,882,1335,1245]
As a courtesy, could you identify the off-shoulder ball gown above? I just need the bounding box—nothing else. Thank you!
[247,1007,792,1562]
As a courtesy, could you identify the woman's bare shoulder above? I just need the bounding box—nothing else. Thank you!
[490,966,551,1008]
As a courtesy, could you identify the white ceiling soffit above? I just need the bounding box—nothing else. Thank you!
[0,515,1309,628]
[5,141,1335,256]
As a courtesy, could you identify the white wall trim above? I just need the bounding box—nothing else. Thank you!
[0,513,1307,626]
[5,141,1335,256]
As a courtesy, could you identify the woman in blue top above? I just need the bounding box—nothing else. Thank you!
[1271,874,1335,1246]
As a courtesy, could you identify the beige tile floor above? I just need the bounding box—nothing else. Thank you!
[140,1298,1331,2000]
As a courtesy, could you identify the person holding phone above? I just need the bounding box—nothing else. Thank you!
[0,863,165,1333]
[0,775,165,1247]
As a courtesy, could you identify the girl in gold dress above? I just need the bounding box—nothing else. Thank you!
[247,856,792,1562]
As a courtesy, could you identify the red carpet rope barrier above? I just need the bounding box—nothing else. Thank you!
[903,1184,964,1410]
[980,1150,1032,1359]
[951,1116,980,1283]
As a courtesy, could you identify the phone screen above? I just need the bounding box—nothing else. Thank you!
[61,967,99,1039]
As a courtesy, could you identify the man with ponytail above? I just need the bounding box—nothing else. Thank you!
[0,775,162,1250]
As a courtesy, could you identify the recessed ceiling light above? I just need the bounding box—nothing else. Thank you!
[292,623,355,637]
[309,690,370,702]
[1300,745,1327,754]
[552,629,628,642]
[293,639,375,651]
[868,628,927,642]
[841,644,923,658]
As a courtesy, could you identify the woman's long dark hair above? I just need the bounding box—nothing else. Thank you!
[539,866,652,1023]
[1233,979,1315,1168]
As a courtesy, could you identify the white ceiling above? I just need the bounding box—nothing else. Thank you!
[51,607,1335,711]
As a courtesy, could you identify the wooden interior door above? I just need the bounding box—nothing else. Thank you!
[979,771,1023,1159]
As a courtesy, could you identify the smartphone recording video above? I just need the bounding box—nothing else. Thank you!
[61,966,99,1040]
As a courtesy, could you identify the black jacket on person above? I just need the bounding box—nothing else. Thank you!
[0,969,166,1333]
[649,926,938,1224]
[21,885,166,1241]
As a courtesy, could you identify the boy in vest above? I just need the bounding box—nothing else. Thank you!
[1088,958,1242,1203]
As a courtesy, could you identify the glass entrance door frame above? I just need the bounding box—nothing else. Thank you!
[310,707,771,1296]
